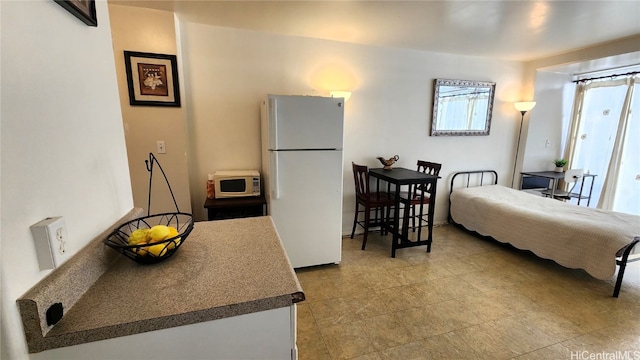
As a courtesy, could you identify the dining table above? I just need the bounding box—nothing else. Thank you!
[369,167,440,257]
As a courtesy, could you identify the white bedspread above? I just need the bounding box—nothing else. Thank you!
[450,185,640,280]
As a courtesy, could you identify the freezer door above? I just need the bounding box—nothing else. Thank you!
[267,150,343,268]
[267,95,344,150]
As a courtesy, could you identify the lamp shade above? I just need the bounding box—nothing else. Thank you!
[514,101,536,112]
[330,91,352,101]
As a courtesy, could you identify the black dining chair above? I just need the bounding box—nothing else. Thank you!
[398,160,442,232]
[350,162,396,250]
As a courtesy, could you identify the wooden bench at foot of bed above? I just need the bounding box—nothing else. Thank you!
[448,170,640,297]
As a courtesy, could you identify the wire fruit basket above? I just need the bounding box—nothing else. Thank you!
[104,153,194,264]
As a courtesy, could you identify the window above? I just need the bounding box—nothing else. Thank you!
[566,75,639,215]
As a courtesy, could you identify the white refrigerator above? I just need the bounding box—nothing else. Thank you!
[261,95,344,268]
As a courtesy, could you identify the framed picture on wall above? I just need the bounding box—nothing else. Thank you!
[124,51,181,107]
[55,0,97,27]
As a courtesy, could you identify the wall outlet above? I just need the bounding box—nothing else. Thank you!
[157,140,166,154]
[30,216,68,270]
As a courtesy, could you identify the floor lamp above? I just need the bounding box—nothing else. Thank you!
[511,101,537,188]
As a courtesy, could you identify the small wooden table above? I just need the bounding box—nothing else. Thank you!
[369,167,440,257]
[204,195,267,221]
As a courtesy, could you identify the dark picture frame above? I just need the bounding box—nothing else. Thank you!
[55,0,97,27]
[124,51,181,107]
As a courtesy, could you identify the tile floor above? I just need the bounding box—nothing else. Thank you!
[294,225,640,360]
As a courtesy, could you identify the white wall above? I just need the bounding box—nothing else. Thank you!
[521,35,640,174]
[108,4,192,216]
[0,1,132,358]
[177,21,525,230]
[521,71,574,173]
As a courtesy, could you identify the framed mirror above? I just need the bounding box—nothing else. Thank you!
[430,78,496,136]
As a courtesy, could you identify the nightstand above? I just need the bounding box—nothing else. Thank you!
[204,195,267,221]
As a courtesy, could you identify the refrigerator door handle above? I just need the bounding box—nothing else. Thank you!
[269,97,278,150]
[272,151,280,199]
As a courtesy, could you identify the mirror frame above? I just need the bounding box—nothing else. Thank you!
[430,78,496,136]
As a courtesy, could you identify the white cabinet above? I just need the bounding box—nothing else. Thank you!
[32,305,297,360]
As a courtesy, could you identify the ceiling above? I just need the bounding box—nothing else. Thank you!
[109,0,640,62]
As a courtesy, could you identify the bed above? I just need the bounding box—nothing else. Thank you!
[448,170,640,297]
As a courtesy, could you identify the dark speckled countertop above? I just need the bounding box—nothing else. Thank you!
[17,211,304,353]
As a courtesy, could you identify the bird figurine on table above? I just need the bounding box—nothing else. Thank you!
[377,155,399,170]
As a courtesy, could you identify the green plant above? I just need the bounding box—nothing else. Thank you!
[553,159,568,167]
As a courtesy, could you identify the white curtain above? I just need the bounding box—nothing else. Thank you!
[598,77,635,210]
[562,83,585,167]
[565,75,638,214]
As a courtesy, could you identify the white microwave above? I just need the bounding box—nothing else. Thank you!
[213,170,261,198]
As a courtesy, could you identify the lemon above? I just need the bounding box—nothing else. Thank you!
[148,225,170,243]
[128,228,150,245]
[135,246,149,257]
[166,227,181,249]
[147,243,167,257]
[168,237,182,250]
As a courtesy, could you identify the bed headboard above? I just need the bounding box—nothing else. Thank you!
[448,170,498,224]
[449,170,498,196]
